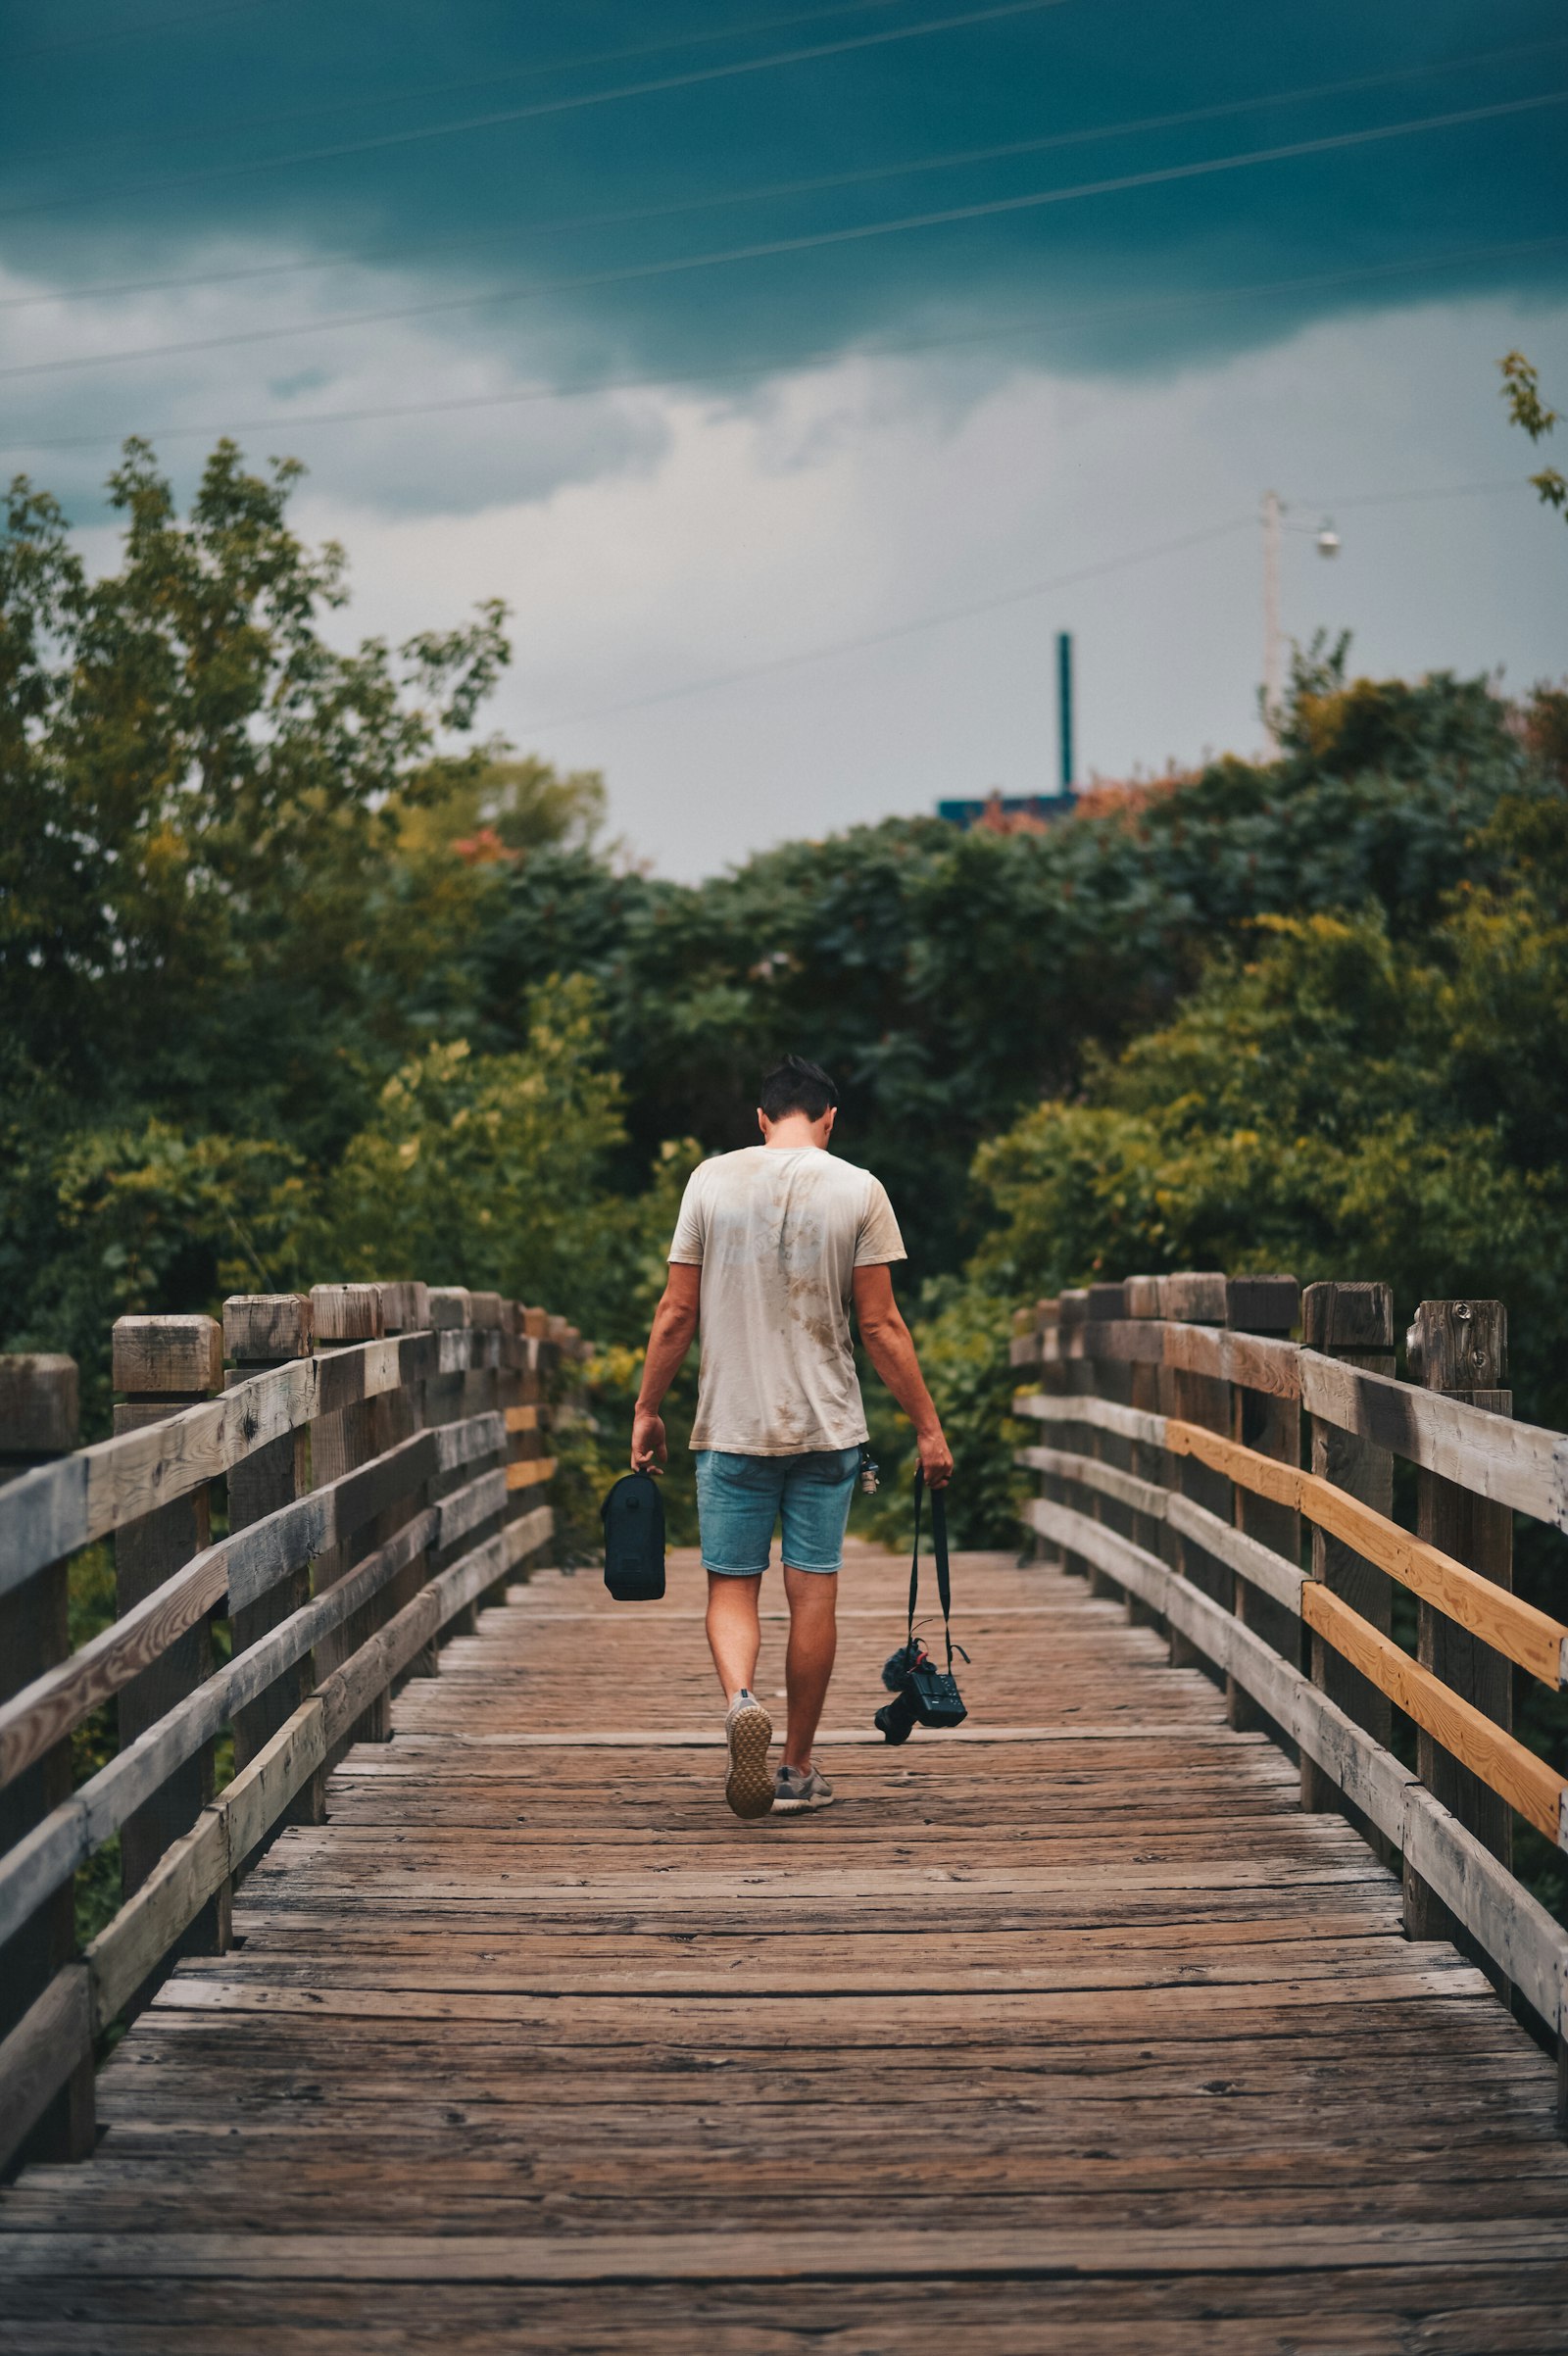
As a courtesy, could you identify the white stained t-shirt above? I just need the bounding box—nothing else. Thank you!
[668,1146,906,1455]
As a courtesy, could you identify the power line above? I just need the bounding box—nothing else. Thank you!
[518,476,1541,735]
[523,519,1258,730]
[9,35,1563,319]
[6,91,1561,387]
[1303,475,1537,512]
[21,0,910,161]
[6,236,1562,460]
[0,0,1073,223]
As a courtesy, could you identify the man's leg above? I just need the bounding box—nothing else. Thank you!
[781,1564,838,1772]
[706,1571,762,1702]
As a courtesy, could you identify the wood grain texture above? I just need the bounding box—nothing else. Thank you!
[1165,1419,1567,1686]
[0,1423,512,1794]
[0,1334,442,1599]
[3,1539,1563,2346]
[1299,1350,1568,1527]
[1300,1585,1566,1841]
[1022,1499,1568,2029]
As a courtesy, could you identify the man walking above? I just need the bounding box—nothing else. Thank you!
[630,1055,954,1820]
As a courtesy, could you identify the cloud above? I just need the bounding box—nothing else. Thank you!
[0,243,675,519]
[281,292,1568,880]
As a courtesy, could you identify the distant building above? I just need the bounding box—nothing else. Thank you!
[937,788,1077,835]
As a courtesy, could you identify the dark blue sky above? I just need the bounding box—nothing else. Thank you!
[4,0,1565,410]
[2,1,1564,876]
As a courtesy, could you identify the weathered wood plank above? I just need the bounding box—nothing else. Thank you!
[1299,1585,1566,1843]
[3,2218,1565,2281]
[0,1334,442,1599]
[1164,1418,1567,1687]
[1300,1350,1568,1528]
[0,1418,506,1792]
[1022,1497,1568,2029]
[1015,1446,1303,1614]
[0,1506,440,1948]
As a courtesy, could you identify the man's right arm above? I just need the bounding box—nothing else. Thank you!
[631,1262,702,1472]
[852,1262,954,1487]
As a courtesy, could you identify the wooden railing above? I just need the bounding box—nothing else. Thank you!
[1011,1273,1568,2125]
[0,1282,587,2176]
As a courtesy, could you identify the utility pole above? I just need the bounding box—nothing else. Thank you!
[1055,629,1074,793]
[1260,489,1282,755]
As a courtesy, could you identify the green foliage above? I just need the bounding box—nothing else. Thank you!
[308,976,637,1335]
[467,669,1545,1278]
[1,440,508,1154]
[963,793,1568,1418]
[1499,350,1567,521]
[396,751,609,865]
[862,1277,1028,1551]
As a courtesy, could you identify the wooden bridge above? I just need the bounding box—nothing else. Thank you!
[2,1272,1568,2350]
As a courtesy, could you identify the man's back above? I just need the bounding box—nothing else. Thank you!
[670,1144,905,1455]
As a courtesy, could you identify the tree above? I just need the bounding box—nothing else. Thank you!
[0,439,510,1149]
[1499,351,1568,522]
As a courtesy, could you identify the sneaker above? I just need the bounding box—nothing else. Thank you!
[724,1691,774,1820]
[773,1762,834,1813]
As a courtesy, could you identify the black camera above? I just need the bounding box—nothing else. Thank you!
[873,1638,967,1743]
[875,1470,968,1743]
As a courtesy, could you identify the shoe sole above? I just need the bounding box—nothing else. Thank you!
[772,1790,834,1814]
[725,1702,775,1819]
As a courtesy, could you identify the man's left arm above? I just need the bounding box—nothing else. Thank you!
[631,1262,702,1472]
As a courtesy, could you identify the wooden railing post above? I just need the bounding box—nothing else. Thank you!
[224,1299,313,1819]
[375,1282,434,1680]
[0,1354,95,2166]
[1403,1300,1514,1955]
[1122,1277,1167,1631]
[1299,1282,1395,1822]
[1224,1276,1302,1735]
[501,1302,547,1580]
[1159,1272,1231,1672]
[425,1289,479,1638]
[1056,1292,1091,1588]
[1024,1301,1062,1567]
[309,1284,390,1763]
[1080,1285,1129,1598]
[112,1314,231,1956]
[466,1293,513,1615]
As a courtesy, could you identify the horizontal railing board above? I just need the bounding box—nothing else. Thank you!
[1299,1349,1568,1530]
[1023,1319,1299,1400]
[0,1547,228,1796]
[1018,1392,1567,1687]
[1021,1496,1568,2033]
[1017,1443,1170,1524]
[0,1501,554,2174]
[0,1504,438,1947]
[1081,1320,1299,1399]
[1018,1302,1568,1529]
[0,1331,443,1598]
[0,1410,507,1793]
[1162,1494,1304,1616]
[1300,1582,1566,1843]
[1015,1444,1304,1616]
[1164,1416,1568,1689]
[1015,1392,1168,1450]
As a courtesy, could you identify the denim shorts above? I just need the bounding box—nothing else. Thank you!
[695,1447,861,1576]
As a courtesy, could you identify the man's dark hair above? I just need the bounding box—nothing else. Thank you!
[758,1055,838,1123]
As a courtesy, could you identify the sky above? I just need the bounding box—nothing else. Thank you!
[2,0,1565,876]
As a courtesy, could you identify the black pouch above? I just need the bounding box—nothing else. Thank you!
[600,1470,666,1601]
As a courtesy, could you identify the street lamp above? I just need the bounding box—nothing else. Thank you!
[1261,491,1344,753]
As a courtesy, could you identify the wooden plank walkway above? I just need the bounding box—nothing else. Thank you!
[3,1541,1567,2352]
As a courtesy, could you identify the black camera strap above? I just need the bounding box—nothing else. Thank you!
[907,1469,955,1671]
